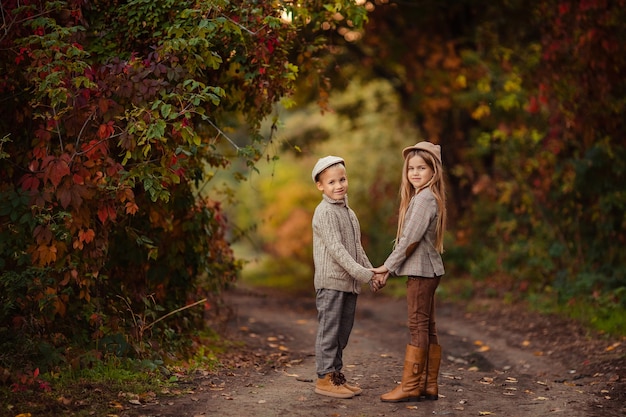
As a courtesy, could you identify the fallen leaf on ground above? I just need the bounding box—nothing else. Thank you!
[108,400,123,409]
[480,377,494,384]
[479,411,494,415]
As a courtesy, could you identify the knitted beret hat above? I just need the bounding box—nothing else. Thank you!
[312,155,345,182]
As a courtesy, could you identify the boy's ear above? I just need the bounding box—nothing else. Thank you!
[316,182,324,191]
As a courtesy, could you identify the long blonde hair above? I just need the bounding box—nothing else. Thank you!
[395,149,447,253]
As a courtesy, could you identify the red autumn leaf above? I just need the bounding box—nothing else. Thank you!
[58,187,72,209]
[19,174,40,191]
[33,225,52,245]
[69,184,86,209]
[125,201,139,215]
[46,157,71,188]
[79,228,95,244]
[34,127,51,142]
[107,204,117,221]
[98,97,109,114]
[81,139,109,159]
[97,122,114,139]
[32,145,47,161]
[97,204,109,224]
[106,160,122,177]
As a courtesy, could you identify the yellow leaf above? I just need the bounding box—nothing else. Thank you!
[455,74,467,89]
[479,412,493,416]
[471,103,491,120]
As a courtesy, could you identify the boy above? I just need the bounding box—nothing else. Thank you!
[311,155,377,399]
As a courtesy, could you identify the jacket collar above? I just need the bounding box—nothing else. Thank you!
[322,193,348,207]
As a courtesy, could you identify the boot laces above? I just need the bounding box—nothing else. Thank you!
[330,371,347,386]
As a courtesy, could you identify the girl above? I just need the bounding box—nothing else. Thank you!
[372,141,447,403]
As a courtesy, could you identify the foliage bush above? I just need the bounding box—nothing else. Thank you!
[0,0,368,380]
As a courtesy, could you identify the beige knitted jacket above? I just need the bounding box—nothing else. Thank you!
[383,188,445,277]
[312,194,374,293]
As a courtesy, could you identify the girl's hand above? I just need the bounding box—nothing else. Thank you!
[378,271,390,287]
[369,272,389,292]
[370,265,388,274]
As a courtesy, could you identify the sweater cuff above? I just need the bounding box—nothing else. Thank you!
[355,267,374,284]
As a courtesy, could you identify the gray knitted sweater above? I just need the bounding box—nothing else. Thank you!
[312,194,374,293]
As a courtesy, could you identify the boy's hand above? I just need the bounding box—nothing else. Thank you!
[370,272,389,292]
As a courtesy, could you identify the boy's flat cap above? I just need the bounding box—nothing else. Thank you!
[312,155,345,182]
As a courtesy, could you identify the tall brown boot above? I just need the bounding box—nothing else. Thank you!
[423,344,441,400]
[380,344,427,402]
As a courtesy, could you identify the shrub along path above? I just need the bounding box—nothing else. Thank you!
[128,285,625,417]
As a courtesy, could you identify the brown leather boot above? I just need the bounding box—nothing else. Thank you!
[344,381,363,396]
[423,344,441,400]
[380,344,427,402]
[335,371,362,395]
[315,372,354,399]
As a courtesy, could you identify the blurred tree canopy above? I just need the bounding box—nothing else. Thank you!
[346,0,626,310]
[235,0,625,333]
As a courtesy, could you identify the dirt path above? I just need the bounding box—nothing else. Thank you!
[128,286,625,417]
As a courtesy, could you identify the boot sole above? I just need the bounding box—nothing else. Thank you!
[346,387,363,396]
[314,388,354,399]
[380,396,421,403]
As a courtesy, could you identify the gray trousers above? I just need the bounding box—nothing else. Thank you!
[315,288,357,378]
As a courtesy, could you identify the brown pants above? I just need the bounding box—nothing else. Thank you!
[406,276,441,348]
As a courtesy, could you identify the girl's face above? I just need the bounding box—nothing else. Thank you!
[407,154,434,190]
[316,164,348,200]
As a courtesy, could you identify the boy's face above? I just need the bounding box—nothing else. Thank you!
[316,164,348,200]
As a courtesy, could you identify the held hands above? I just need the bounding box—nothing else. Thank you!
[369,266,390,293]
